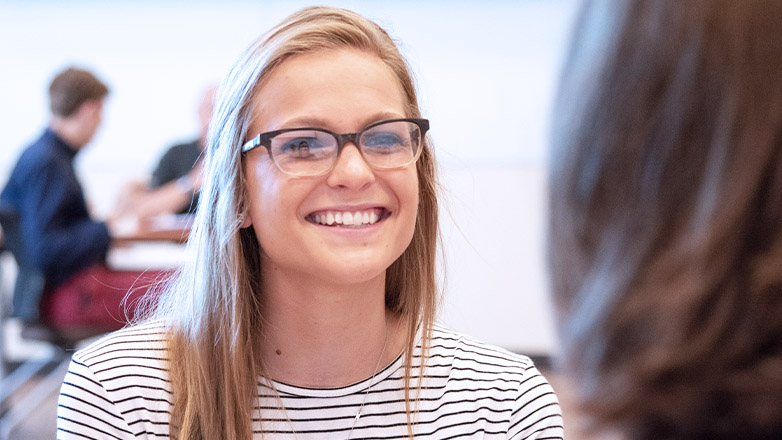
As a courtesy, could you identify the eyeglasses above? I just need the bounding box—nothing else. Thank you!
[242,118,429,177]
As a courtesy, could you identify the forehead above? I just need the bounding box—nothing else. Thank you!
[249,48,407,133]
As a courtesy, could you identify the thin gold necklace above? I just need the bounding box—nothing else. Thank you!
[278,324,390,439]
[345,325,389,439]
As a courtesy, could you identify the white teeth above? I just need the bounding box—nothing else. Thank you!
[313,209,382,226]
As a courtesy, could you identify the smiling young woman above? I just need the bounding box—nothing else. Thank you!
[56,6,563,440]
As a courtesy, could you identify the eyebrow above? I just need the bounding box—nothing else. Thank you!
[278,112,405,131]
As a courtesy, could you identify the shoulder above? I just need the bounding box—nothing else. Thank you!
[69,321,172,403]
[429,324,536,374]
[154,139,201,175]
[161,139,201,160]
[11,135,60,175]
[59,322,173,437]
[425,325,564,439]
[73,320,169,365]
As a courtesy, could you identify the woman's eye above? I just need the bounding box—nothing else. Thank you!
[362,132,410,155]
[363,132,405,148]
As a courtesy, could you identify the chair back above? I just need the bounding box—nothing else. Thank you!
[0,202,45,322]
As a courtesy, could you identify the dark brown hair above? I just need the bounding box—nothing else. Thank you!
[48,67,109,117]
[549,1,782,439]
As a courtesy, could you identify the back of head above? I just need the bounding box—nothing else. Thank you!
[549,0,782,439]
[48,67,109,118]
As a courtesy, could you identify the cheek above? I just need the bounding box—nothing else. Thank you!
[394,174,420,261]
[405,169,420,204]
[247,175,283,255]
[397,170,420,228]
[244,158,282,225]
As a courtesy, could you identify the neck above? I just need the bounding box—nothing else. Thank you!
[259,269,406,387]
[49,118,84,149]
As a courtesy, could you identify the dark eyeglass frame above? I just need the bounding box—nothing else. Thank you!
[241,117,430,176]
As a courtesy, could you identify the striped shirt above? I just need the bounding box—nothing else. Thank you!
[57,322,564,439]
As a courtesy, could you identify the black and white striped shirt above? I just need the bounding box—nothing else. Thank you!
[57,322,563,439]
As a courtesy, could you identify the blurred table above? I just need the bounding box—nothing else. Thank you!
[108,214,193,271]
[115,214,193,243]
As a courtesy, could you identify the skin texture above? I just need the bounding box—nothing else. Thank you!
[243,48,417,387]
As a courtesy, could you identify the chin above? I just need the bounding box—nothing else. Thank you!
[320,261,390,287]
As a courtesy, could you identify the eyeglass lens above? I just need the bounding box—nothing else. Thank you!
[269,120,422,176]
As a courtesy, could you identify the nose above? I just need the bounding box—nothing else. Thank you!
[326,142,375,189]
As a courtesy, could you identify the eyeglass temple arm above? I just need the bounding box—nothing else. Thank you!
[242,135,261,153]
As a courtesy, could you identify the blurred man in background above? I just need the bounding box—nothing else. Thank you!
[1,66,163,330]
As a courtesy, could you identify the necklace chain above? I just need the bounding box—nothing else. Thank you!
[279,324,390,440]
[345,324,389,439]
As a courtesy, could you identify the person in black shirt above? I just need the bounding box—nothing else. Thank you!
[114,85,215,217]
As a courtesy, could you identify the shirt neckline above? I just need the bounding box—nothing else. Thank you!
[263,349,406,398]
[44,128,79,160]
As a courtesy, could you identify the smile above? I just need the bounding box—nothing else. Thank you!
[307,208,389,227]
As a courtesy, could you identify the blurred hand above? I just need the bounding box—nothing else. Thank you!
[112,179,150,218]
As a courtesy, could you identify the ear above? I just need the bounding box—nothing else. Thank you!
[77,99,101,117]
[239,202,252,228]
[240,215,252,229]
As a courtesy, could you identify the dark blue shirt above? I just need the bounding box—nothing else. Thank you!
[1,129,110,288]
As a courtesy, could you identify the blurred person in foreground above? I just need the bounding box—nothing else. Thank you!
[548,1,782,439]
[0,67,165,331]
[114,85,216,219]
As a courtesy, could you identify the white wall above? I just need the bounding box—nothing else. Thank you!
[0,0,578,355]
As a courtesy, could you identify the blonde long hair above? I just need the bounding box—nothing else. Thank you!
[146,7,440,439]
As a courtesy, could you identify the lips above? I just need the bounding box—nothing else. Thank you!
[306,207,389,227]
